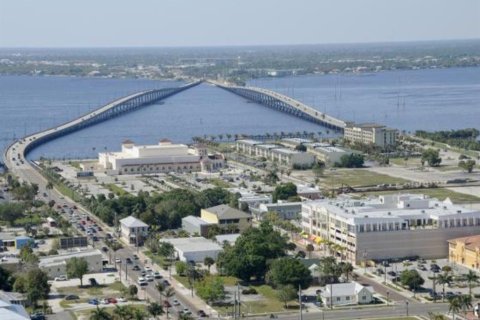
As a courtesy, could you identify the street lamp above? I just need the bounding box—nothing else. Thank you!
[386,291,390,306]
[405,300,409,316]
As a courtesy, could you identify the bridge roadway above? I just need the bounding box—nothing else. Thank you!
[209,80,347,131]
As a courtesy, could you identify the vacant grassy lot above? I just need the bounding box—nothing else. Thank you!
[321,169,410,188]
[359,188,480,204]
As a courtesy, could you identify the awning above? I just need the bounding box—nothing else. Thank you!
[314,236,323,244]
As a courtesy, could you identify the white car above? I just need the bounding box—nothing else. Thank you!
[54,275,68,281]
[145,274,154,282]
[145,266,152,272]
[173,299,180,306]
[117,297,127,303]
[138,277,148,286]
[115,258,121,264]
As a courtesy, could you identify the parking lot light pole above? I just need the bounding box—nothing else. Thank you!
[386,291,389,305]
[405,300,409,316]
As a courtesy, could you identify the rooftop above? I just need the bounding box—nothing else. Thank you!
[182,215,213,227]
[236,139,262,145]
[204,204,251,220]
[323,282,374,296]
[120,216,149,228]
[39,249,102,267]
[162,237,222,253]
[448,235,480,251]
[314,146,348,153]
[281,138,313,144]
[256,144,281,150]
[273,148,300,155]
[215,233,241,245]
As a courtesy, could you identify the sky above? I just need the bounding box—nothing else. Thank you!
[0,0,479,47]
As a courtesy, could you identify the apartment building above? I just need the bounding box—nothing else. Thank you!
[302,194,480,263]
[344,123,397,148]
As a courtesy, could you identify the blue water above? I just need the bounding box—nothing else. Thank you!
[0,67,478,160]
[250,67,480,133]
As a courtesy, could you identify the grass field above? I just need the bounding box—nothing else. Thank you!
[358,187,480,203]
[106,183,129,196]
[321,169,410,188]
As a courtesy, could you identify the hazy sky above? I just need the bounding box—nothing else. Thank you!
[1,0,478,47]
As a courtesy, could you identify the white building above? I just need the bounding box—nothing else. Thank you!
[344,123,397,149]
[309,145,353,165]
[120,216,149,245]
[297,184,323,200]
[0,295,29,320]
[302,194,480,263]
[280,138,313,148]
[238,194,272,210]
[39,249,103,278]
[99,139,225,175]
[161,237,223,263]
[253,202,302,221]
[236,140,315,168]
[322,282,374,306]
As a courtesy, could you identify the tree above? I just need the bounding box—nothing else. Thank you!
[19,245,39,265]
[428,312,446,320]
[147,302,164,319]
[306,244,314,259]
[312,161,325,178]
[400,269,424,291]
[437,273,453,302]
[459,159,476,173]
[90,306,113,320]
[204,256,215,273]
[113,305,133,320]
[335,154,364,168]
[158,242,175,258]
[15,269,50,307]
[272,183,297,202]
[339,262,354,281]
[196,276,226,305]
[295,144,307,152]
[448,296,462,320]
[276,285,297,308]
[216,221,288,281]
[128,284,138,299]
[266,257,312,289]
[175,261,188,276]
[0,266,15,291]
[458,294,473,317]
[464,270,479,297]
[421,148,442,167]
[66,257,89,287]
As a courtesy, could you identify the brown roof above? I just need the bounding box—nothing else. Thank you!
[160,139,172,143]
[122,139,134,145]
[204,204,251,220]
[448,235,480,251]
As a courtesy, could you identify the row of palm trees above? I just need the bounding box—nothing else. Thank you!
[191,130,334,143]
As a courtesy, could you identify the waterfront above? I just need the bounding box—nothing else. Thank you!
[0,67,479,160]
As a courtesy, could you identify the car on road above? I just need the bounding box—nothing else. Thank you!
[30,312,46,320]
[133,254,139,260]
[132,265,141,271]
[54,275,68,281]
[145,274,154,282]
[182,308,192,315]
[138,277,148,286]
[153,271,162,279]
[163,280,170,286]
[88,298,99,305]
[115,258,121,264]
[387,271,396,277]
[173,299,180,306]
[197,310,207,317]
[101,246,109,252]
[126,257,133,264]
[417,265,427,271]
[65,294,80,300]
[108,297,118,304]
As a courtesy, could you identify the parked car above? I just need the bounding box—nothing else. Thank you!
[133,254,139,260]
[54,275,68,281]
[145,274,154,282]
[126,257,133,264]
[115,258,121,264]
[197,310,207,317]
[163,280,170,286]
[138,277,148,286]
[89,278,98,286]
[172,299,180,306]
[117,297,127,302]
[108,297,118,304]
[88,298,99,305]
[30,312,46,320]
[387,271,397,277]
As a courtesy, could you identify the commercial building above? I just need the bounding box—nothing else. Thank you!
[297,184,323,200]
[448,235,480,270]
[280,138,313,148]
[344,123,397,148]
[238,194,272,211]
[321,282,374,306]
[99,139,225,175]
[182,216,214,237]
[161,237,222,263]
[39,249,103,278]
[119,216,149,245]
[252,202,302,221]
[309,145,353,165]
[236,140,315,168]
[201,204,252,234]
[302,194,480,263]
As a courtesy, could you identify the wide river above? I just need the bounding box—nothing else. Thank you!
[0,67,478,160]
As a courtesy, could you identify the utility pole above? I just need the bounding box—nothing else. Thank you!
[237,283,241,318]
[125,262,128,281]
[233,291,237,320]
[299,285,303,320]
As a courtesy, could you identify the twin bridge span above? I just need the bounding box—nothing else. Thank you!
[3,79,346,170]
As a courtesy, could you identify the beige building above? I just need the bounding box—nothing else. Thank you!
[448,235,480,270]
[39,249,103,278]
[344,123,397,148]
[302,194,480,264]
[99,139,224,175]
[201,204,252,233]
[120,216,149,245]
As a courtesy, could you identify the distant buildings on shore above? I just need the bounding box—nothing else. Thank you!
[344,123,397,148]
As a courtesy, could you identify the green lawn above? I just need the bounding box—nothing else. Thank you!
[359,187,480,204]
[106,184,129,196]
[321,169,409,188]
[56,281,126,298]
[209,178,232,188]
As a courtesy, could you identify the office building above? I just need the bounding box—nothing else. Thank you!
[344,123,397,148]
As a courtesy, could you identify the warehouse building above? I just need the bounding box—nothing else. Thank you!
[161,237,222,263]
[39,249,103,279]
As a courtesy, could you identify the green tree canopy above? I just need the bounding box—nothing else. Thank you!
[400,269,425,291]
[266,257,312,289]
[196,276,226,304]
[272,183,297,203]
[276,285,298,308]
[66,257,89,287]
[421,148,442,167]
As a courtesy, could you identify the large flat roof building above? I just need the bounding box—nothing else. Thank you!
[344,123,397,149]
[302,194,480,263]
[39,248,103,278]
[161,237,223,263]
[99,140,224,175]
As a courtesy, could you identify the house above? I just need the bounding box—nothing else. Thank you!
[0,295,29,320]
[39,248,103,279]
[201,204,252,233]
[161,237,223,263]
[300,259,322,284]
[448,235,480,270]
[15,236,33,250]
[252,202,302,221]
[321,282,374,306]
[120,216,149,245]
[182,216,213,237]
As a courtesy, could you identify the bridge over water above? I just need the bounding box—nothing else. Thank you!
[209,80,347,131]
[3,81,201,169]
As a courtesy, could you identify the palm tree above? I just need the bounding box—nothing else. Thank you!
[89,306,112,320]
[132,308,147,320]
[204,256,215,273]
[113,305,132,320]
[147,302,164,319]
[340,262,354,281]
[427,312,445,320]
[458,294,473,317]
[46,181,54,197]
[437,273,453,301]
[448,296,462,320]
[156,283,175,319]
[464,270,479,297]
